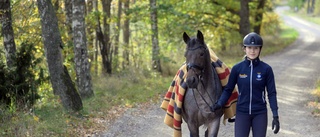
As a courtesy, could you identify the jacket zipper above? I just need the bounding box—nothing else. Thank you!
[249,60,253,115]
[262,91,265,103]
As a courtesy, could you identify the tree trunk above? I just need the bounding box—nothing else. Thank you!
[53,0,59,11]
[307,0,311,14]
[0,0,16,68]
[149,0,161,73]
[86,0,94,63]
[239,0,250,37]
[93,0,98,75]
[253,0,266,34]
[101,0,112,74]
[37,0,82,112]
[311,0,315,13]
[114,0,122,69]
[122,0,130,69]
[73,0,94,98]
[64,0,72,40]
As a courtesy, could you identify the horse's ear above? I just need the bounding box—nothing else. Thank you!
[197,30,204,42]
[183,32,190,44]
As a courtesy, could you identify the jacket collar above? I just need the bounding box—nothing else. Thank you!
[244,56,260,67]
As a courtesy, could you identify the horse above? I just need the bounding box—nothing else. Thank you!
[181,30,224,137]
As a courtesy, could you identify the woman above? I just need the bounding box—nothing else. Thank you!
[212,32,280,137]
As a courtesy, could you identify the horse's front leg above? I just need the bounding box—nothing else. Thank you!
[187,122,199,137]
[206,116,221,137]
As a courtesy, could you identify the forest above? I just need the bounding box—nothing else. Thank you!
[0,0,319,136]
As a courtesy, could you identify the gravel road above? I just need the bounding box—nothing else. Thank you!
[100,6,320,137]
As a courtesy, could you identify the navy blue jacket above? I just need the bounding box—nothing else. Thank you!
[217,57,279,116]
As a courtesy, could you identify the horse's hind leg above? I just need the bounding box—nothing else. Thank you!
[206,117,221,137]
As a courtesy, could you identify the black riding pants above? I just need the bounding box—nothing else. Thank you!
[235,112,268,137]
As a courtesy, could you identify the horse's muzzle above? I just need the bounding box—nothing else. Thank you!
[186,76,199,88]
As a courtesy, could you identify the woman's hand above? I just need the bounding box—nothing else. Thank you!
[272,116,280,134]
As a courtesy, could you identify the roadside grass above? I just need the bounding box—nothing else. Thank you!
[309,80,320,116]
[286,9,320,116]
[1,70,173,136]
[285,10,320,24]
[262,23,299,56]
[217,22,298,67]
[0,24,299,136]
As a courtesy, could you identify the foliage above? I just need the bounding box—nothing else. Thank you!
[0,20,298,136]
[217,21,299,66]
[314,0,320,16]
[287,0,305,11]
[0,42,48,110]
[312,80,320,98]
[0,0,303,136]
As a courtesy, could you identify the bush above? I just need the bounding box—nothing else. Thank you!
[0,42,47,110]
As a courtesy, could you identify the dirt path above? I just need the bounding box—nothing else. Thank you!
[100,7,320,137]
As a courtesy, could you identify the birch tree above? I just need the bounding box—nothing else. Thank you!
[0,0,16,68]
[150,0,161,73]
[37,0,82,111]
[72,0,94,98]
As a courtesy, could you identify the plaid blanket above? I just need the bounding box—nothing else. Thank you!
[160,49,238,137]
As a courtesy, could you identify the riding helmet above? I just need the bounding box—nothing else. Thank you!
[243,32,263,47]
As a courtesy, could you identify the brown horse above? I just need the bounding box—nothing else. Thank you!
[181,30,223,137]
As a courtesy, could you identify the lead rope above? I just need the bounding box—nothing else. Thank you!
[192,74,217,113]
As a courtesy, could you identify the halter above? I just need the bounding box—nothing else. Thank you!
[186,45,216,113]
[186,46,207,74]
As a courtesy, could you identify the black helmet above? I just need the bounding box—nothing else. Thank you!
[243,32,263,47]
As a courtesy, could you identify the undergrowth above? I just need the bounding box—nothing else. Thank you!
[0,68,172,136]
[309,80,320,116]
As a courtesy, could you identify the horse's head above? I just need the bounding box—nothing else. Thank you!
[183,30,210,88]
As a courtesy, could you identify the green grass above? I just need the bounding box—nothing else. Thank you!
[1,69,173,136]
[309,80,320,116]
[285,10,320,24]
[216,23,298,67]
[261,23,299,57]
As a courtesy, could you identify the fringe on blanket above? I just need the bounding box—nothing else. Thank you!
[160,49,238,137]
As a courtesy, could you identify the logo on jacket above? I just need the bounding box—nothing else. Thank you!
[239,74,247,78]
[256,72,262,81]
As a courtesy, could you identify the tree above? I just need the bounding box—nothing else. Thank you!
[92,0,99,75]
[239,0,251,37]
[64,0,72,39]
[101,0,113,74]
[114,0,122,69]
[0,0,16,68]
[253,0,267,34]
[37,0,82,112]
[86,0,95,63]
[95,0,113,74]
[122,0,130,69]
[72,0,94,98]
[150,0,161,73]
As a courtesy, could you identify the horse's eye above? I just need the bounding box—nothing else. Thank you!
[200,52,204,56]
